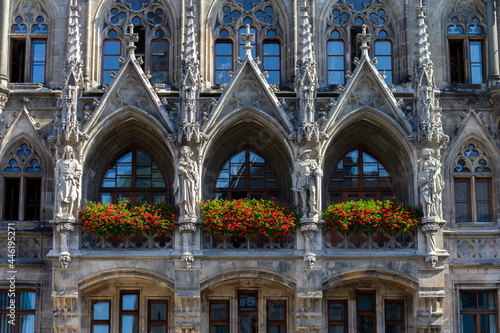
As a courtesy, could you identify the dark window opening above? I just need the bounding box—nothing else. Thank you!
[385,300,405,333]
[10,39,26,83]
[24,178,41,220]
[328,300,347,333]
[267,300,286,333]
[357,291,375,333]
[4,178,20,220]
[239,291,258,333]
[350,26,362,71]
[460,291,498,333]
[449,40,465,84]
[210,300,229,333]
[148,301,168,333]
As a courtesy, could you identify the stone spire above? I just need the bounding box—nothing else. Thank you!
[179,0,202,142]
[241,24,255,60]
[413,0,449,269]
[295,0,319,142]
[54,0,83,144]
[357,24,371,58]
[125,24,139,58]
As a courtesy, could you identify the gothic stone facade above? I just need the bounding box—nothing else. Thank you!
[0,0,500,332]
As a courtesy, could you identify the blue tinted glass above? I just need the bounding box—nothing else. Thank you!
[220,29,229,38]
[132,17,142,25]
[104,41,120,54]
[94,302,110,320]
[381,70,392,84]
[263,43,279,56]
[216,56,232,69]
[263,57,279,70]
[376,56,392,70]
[122,294,138,310]
[216,71,230,84]
[379,30,387,39]
[152,41,168,54]
[470,42,482,62]
[32,63,45,83]
[331,30,340,39]
[328,41,344,56]
[18,292,36,310]
[328,71,344,85]
[108,30,117,38]
[266,71,280,84]
[32,41,46,61]
[354,17,363,25]
[267,30,276,38]
[103,70,113,84]
[375,41,391,56]
[243,17,253,25]
[103,56,120,70]
[328,56,344,70]
[448,24,464,34]
[471,64,483,84]
[13,16,27,33]
[216,43,232,55]
[101,193,113,203]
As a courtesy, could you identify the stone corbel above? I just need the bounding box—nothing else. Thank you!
[0,92,7,112]
[300,217,318,269]
[422,222,440,268]
[179,217,197,269]
[56,220,75,268]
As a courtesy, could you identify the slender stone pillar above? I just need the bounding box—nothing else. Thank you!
[486,0,500,86]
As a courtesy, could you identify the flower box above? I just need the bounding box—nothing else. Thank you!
[200,199,300,242]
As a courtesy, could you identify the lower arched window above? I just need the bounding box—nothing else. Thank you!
[329,147,394,203]
[100,147,166,204]
[215,148,280,200]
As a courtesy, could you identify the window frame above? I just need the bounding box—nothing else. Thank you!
[214,38,234,85]
[374,38,393,85]
[239,290,258,333]
[101,37,122,85]
[0,289,37,333]
[91,300,111,333]
[384,299,405,333]
[3,175,42,222]
[262,39,281,85]
[9,36,48,84]
[356,290,376,333]
[328,300,348,333]
[266,299,287,333]
[148,300,168,333]
[119,291,140,333]
[459,290,499,333]
[150,38,169,85]
[447,35,486,85]
[209,299,230,333]
[326,38,346,86]
[454,176,492,223]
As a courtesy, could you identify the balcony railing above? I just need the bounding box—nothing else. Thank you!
[201,229,295,250]
[324,230,416,250]
[81,230,174,250]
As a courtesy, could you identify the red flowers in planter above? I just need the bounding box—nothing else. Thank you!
[323,199,422,235]
[79,199,178,237]
[200,199,300,241]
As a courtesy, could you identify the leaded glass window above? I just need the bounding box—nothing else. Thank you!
[100,147,167,204]
[101,0,171,85]
[329,147,394,203]
[453,142,493,222]
[215,148,280,200]
[213,0,282,85]
[326,0,394,85]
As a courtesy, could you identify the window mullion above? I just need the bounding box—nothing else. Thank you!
[25,36,32,82]
[19,176,25,221]
[471,175,477,221]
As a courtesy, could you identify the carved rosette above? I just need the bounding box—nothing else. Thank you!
[422,222,440,268]
[300,218,318,269]
[179,217,197,269]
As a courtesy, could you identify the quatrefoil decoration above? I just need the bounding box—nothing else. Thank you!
[255,6,273,24]
[147,8,164,25]
[236,0,260,12]
[332,9,349,25]
[347,0,371,11]
[109,8,126,24]
[369,9,385,25]
[223,6,241,24]
[124,0,149,11]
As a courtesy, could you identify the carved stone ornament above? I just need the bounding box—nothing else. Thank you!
[54,145,82,220]
[292,147,323,218]
[301,219,318,269]
[59,253,72,269]
[422,222,440,268]
[418,148,444,222]
[174,146,199,219]
[179,221,197,269]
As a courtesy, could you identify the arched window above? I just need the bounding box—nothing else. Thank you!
[215,148,280,200]
[101,0,170,85]
[326,0,394,85]
[2,142,43,221]
[447,8,486,85]
[453,142,493,222]
[100,148,167,204]
[329,147,394,204]
[10,1,49,83]
[213,0,282,85]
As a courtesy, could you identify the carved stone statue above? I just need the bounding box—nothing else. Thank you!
[55,145,81,220]
[292,147,322,218]
[418,148,444,220]
[174,146,199,220]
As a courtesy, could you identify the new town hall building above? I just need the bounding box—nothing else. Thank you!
[0,0,500,332]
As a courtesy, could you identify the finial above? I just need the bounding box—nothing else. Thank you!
[357,24,371,56]
[125,24,138,57]
[241,24,255,59]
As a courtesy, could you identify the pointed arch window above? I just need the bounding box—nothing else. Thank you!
[215,148,280,200]
[213,0,283,85]
[446,6,486,85]
[329,147,394,204]
[100,147,167,204]
[326,0,394,85]
[453,143,493,222]
[10,2,49,83]
[101,0,171,85]
[2,143,43,221]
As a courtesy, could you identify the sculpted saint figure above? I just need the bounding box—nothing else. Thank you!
[174,146,199,219]
[292,147,323,217]
[418,148,444,220]
[55,145,81,219]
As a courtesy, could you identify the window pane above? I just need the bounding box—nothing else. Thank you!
[328,57,344,70]
[101,193,112,203]
[461,314,476,332]
[328,41,344,56]
[104,40,120,54]
[357,293,373,310]
[358,315,374,333]
[150,302,167,320]
[0,314,15,333]
[386,325,403,333]
[375,41,391,55]
[385,302,402,321]
[121,315,138,333]
[18,292,36,309]
[4,178,20,220]
[152,41,168,54]
[240,315,256,333]
[330,326,345,333]
[268,325,285,333]
[240,293,257,311]
[471,63,483,84]
[470,42,482,63]
[268,301,285,321]
[32,41,46,61]
[216,43,232,55]
[455,180,470,201]
[211,302,228,321]
[267,71,280,84]
[328,71,344,85]
[94,302,110,320]
[329,302,345,321]
[212,326,228,333]
[263,57,280,70]
[477,292,495,310]
[152,56,168,70]
[460,292,477,310]
[216,56,232,70]
[263,43,279,55]
[25,179,41,220]
[31,63,45,83]
[150,325,166,333]
[18,314,35,333]
[479,315,497,333]
[122,294,138,310]
[376,56,392,70]
[103,56,120,70]
[93,325,109,333]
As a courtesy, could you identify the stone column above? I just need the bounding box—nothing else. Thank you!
[486,0,500,86]
[0,0,10,111]
[174,269,201,333]
[52,290,79,333]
